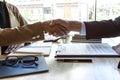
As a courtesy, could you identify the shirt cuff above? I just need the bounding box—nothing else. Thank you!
[80,22,86,35]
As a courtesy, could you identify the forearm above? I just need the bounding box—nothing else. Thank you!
[68,21,82,32]
[0,22,44,46]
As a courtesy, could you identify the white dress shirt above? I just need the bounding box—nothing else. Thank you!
[80,22,86,35]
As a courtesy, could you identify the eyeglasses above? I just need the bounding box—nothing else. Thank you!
[3,56,39,68]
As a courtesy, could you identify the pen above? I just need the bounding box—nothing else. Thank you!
[43,36,67,42]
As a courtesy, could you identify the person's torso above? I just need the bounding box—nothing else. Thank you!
[0,1,10,28]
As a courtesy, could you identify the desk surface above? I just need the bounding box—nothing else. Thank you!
[0,44,120,80]
[1,38,120,80]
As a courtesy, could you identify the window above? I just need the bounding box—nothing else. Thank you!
[96,0,120,20]
[6,0,120,23]
[43,7,51,14]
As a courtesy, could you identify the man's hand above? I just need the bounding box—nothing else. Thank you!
[50,19,82,33]
[42,19,70,36]
[42,19,82,36]
[112,44,120,54]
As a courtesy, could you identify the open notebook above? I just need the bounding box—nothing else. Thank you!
[55,43,119,59]
[9,41,52,57]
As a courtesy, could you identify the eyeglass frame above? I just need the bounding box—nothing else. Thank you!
[3,55,39,68]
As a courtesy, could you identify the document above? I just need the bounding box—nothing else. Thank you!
[55,43,118,58]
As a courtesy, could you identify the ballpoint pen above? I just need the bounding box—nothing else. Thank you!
[43,35,67,42]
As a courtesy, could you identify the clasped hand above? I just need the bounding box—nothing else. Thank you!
[42,19,70,37]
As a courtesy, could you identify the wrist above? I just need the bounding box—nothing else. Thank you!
[68,21,82,32]
[41,21,50,33]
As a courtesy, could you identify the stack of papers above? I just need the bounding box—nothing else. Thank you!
[72,35,101,43]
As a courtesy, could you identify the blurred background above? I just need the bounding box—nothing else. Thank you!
[6,0,120,24]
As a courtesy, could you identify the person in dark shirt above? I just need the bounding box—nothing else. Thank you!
[49,16,120,53]
[50,16,120,39]
[1,1,120,53]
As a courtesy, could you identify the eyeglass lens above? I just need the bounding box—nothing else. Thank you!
[21,56,38,66]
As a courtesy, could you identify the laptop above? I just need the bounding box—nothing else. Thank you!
[55,43,119,60]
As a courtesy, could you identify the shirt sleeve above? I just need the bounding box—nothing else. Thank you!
[84,20,120,39]
[80,22,86,35]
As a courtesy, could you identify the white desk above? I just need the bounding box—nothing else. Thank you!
[0,43,120,80]
[1,36,120,80]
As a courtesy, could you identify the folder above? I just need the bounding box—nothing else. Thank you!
[55,43,119,59]
[0,55,49,78]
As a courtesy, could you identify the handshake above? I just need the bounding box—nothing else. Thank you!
[0,19,82,46]
[41,19,81,37]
